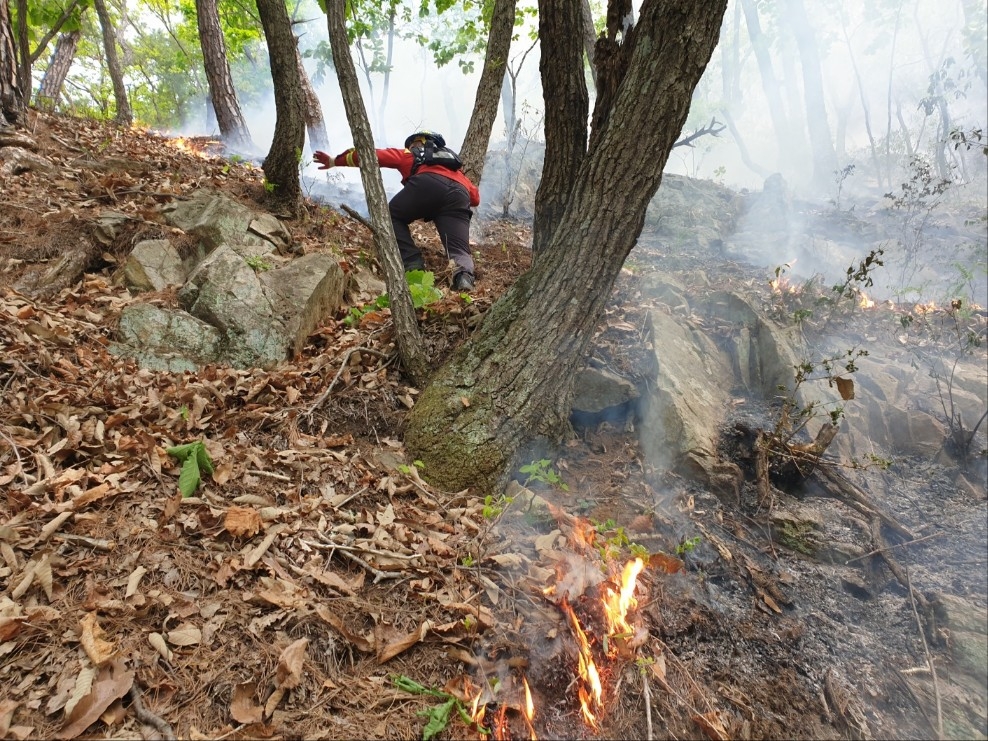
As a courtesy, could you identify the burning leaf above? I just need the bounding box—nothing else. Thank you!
[79,613,116,666]
[835,376,855,401]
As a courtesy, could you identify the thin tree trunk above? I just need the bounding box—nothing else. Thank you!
[326,0,428,385]
[295,41,329,154]
[580,0,597,89]
[14,0,26,98]
[36,29,80,110]
[739,0,796,172]
[406,0,728,493]
[0,0,24,125]
[838,8,883,188]
[784,0,836,191]
[195,0,253,151]
[377,6,394,140]
[884,0,903,185]
[459,0,516,185]
[93,0,132,125]
[256,0,304,216]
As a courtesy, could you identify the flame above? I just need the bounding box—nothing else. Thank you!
[602,558,645,639]
[522,677,537,741]
[858,291,875,309]
[562,598,603,727]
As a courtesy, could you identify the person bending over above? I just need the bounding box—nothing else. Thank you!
[314,130,480,292]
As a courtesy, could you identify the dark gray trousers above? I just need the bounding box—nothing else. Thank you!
[389,173,474,278]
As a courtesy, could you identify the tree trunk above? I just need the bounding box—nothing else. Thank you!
[459,0,516,185]
[580,0,597,89]
[195,0,253,151]
[93,0,132,125]
[783,0,836,191]
[531,0,588,256]
[405,0,728,494]
[738,0,796,172]
[256,0,305,217]
[325,0,429,385]
[14,0,26,98]
[295,42,329,154]
[36,29,80,110]
[0,0,25,125]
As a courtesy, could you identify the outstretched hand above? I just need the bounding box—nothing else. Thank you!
[313,151,335,170]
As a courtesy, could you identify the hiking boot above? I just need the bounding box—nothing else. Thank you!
[404,259,426,272]
[452,272,475,292]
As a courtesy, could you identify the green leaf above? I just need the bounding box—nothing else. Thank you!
[177,456,201,498]
[195,442,215,474]
[419,697,457,741]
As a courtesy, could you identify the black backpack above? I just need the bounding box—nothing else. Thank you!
[410,140,463,176]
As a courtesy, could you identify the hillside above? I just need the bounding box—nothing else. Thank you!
[1,109,986,741]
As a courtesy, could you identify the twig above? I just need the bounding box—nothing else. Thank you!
[641,669,654,741]
[340,203,373,230]
[906,566,943,741]
[338,548,405,584]
[0,426,30,487]
[844,532,941,564]
[53,533,116,551]
[247,469,292,482]
[332,485,370,509]
[306,346,393,415]
[244,524,286,569]
[129,684,177,741]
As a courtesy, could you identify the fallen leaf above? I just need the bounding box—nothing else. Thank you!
[275,637,308,690]
[314,604,374,653]
[57,659,134,740]
[376,620,431,664]
[79,613,116,666]
[835,376,855,400]
[224,506,262,537]
[693,710,730,741]
[230,682,264,724]
[124,566,147,599]
[166,622,202,646]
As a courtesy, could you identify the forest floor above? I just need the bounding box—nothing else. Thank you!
[1,110,986,741]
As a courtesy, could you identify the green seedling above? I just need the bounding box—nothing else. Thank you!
[519,458,569,491]
[246,255,271,272]
[391,675,486,740]
[165,440,214,497]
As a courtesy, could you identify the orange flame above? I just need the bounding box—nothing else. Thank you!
[562,598,603,728]
[522,676,537,741]
[858,292,875,309]
[602,557,645,640]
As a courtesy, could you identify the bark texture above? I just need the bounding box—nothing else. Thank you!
[531,0,588,256]
[1,0,24,125]
[256,0,305,217]
[37,30,80,110]
[459,0,516,185]
[93,0,131,125]
[195,0,253,151]
[326,1,429,385]
[405,0,729,494]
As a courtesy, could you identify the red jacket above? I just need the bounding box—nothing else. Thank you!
[333,147,480,208]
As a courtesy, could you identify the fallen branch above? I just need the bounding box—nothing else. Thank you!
[129,683,176,741]
[641,669,654,741]
[306,346,393,415]
[906,566,944,741]
[340,204,372,231]
[844,532,941,565]
[817,467,915,540]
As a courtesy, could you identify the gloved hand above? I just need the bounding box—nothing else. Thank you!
[313,151,335,170]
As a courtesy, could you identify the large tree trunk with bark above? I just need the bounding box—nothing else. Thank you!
[459,0,516,185]
[0,0,24,126]
[405,0,728,494]
[93,0,131,125]
[195,0,253,151]
[36,29,80,110]
[530,0,588,256]
[326,0,428,385]
[255,0,304,217]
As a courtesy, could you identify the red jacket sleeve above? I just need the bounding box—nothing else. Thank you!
[333,147,414,180]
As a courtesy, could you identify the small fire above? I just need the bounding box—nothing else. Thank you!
[563,597,604,727]
[858,291,875,309]
[602,558,646,638]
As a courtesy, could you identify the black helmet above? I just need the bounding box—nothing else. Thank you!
[404,130,446,149]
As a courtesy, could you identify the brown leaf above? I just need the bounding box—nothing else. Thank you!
[376,620,431,664]
[57,659,134,740]
[230,682,264,724]
[648,552,685,574]
[314,604,374,653]
[692,710,730,741]
[835,376,855,400]
[224,506,262,538]
[79,613,116,666]
[275,638,308,690]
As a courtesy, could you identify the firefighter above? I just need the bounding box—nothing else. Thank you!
[314,131,480,292]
